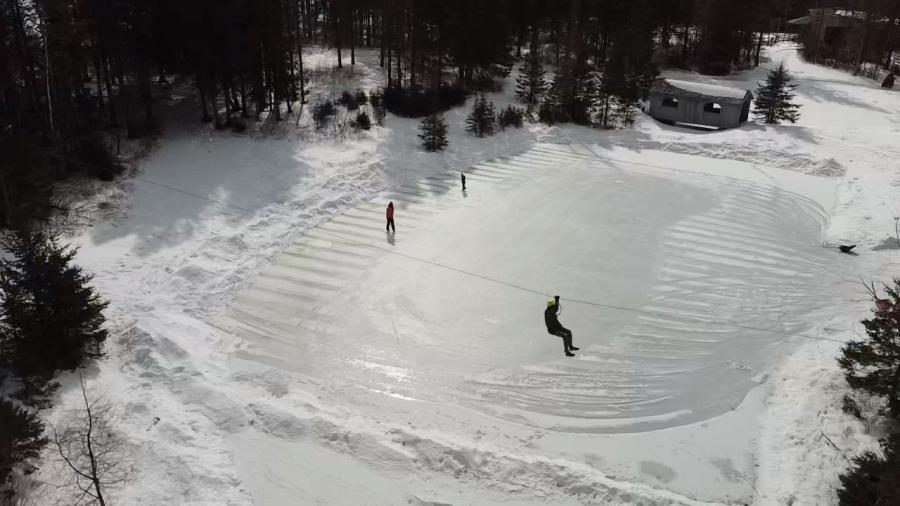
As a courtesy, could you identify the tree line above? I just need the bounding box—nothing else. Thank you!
[1,0,820,228]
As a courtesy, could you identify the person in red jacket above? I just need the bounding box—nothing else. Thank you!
[386,201,395,232]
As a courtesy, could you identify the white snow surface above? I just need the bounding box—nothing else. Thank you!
[30,43,900,505]
[662,79,751,99]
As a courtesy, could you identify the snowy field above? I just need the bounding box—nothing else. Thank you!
[218,143,845,504]
[223,143,846,434]
[31,43,900,505]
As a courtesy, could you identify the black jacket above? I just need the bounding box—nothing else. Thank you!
[544,303,562,333]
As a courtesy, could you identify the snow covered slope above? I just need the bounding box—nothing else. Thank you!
[32,42,900,505]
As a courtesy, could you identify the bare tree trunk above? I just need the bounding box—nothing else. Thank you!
[239,76,248,117]
[754,30,764,67]
[102,57,117,126]
[854,13,873,73]
[379,13,385,67]
[80,380,106,506]
[0,170,12,228]
[93,53,105,113]
[386,36,392,87]
[333,6,343,68]
[350,8,356,65]
[367,9,373,47]
[198,75,211,122]
[296,11,307,104]
[409,9,415,89]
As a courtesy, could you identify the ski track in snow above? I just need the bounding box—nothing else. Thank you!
[31,42,900,505]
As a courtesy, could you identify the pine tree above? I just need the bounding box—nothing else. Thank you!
[838,434,900,506]
[837,279,900,418]
[611,95,640,127]
[0,232,108,388]
[544,55,595,126]
[0,398,48,486]
[465,94,497,137]
[515,38,546,105]
[498,106,524,129]
[418,113,448,151]
[753,63,801,124]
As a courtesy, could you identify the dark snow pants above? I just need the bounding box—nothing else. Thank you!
[386,217,395,232]
[551,327,574,353]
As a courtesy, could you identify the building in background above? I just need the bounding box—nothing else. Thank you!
[790,7,900,74]
[648,79,752,130]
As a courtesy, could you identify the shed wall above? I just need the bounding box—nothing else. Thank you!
[649,91,747,129]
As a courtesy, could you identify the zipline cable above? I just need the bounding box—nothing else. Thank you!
[315,228,850,345]
[133,169,856,347]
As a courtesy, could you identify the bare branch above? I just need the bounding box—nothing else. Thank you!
[49,370,131,505]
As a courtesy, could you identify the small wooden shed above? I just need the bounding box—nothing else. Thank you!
[648,79,753,130]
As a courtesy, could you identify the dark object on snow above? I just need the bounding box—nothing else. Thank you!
[385,202,395,232]
[839,244,856,254]
[461,173,466,191]
[544,296,578,357]
[882,73,895,89]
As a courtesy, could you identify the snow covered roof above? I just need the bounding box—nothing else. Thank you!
[652,79,751,103]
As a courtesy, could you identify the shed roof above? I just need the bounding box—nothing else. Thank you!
[652,79,751,103]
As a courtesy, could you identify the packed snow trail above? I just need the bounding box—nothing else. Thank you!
[216,143,842,440]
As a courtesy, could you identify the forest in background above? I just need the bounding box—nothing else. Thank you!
[2,0,897,229]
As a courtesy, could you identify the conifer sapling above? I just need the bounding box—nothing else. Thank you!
[418,113,448,152]
[753,63,801,124]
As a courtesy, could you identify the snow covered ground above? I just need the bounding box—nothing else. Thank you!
[31,43,900,505]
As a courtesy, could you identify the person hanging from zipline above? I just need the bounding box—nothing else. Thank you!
[386,201,395,232]
[545,295,578,357]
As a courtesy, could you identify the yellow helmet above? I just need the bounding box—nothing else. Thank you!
[547,300,556,307]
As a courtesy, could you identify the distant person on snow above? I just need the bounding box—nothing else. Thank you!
[545,295,578,357]
[461,172,466,191]
[386,202,395,232]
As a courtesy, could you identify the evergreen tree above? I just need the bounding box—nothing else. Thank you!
[498,106,524,129]
[838,434,900,506]
[837,279,900,418]
[611,95,640,127]
[544,54,595,126]
[465,94,497,137]
[515,38,546,105]
[0,398,48,486]
[0,232,108,388]
[418,113,448,151]
[753,63,801,124]
[355,111,371,131]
